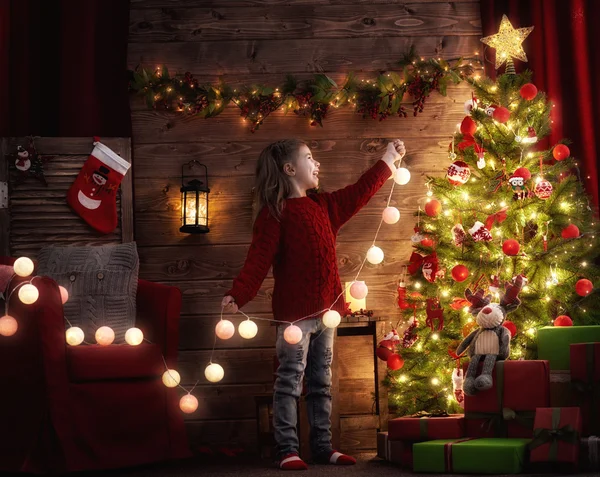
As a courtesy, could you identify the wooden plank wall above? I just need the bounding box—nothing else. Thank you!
[128,0,482,452]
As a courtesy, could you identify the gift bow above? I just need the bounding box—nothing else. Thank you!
[457,134,485,153]
[408,252,424,275]
[528,408,579,461]
[410,410,449,418]
[485,207,508,231]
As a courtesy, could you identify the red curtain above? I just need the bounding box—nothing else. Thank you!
[0,0,131,137]
[480,0,600,208]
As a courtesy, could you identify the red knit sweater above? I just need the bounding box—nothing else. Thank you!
[226,159,392,322]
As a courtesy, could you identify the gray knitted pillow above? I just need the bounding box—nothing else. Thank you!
[37,242,139,343]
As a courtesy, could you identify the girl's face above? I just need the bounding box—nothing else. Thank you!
[288,144,320,190]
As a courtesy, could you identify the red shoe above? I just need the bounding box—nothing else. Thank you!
[279,453,308,470]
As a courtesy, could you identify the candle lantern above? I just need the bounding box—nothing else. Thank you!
[180,160,210,234]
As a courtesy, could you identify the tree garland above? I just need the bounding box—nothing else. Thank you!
[129,50,481,133]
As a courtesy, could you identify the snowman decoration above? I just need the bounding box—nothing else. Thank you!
[77,165,111,210]
[15,146,31,172]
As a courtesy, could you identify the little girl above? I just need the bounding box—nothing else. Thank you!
[222,138,406,470]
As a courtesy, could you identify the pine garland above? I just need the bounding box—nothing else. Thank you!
[129,50,480,132]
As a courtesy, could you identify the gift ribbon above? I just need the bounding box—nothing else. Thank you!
[408,252,424,275]
[571,343,600,434]
[409,410,450,440]
[464,361,535,437]
[443,438,478,472]
[485,207,508,231]
[528,408,579,461]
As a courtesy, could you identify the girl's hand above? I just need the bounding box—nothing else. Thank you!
[222,295,238,314]
[391,139,406,160]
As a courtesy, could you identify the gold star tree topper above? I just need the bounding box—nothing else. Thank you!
[481,14,534,70]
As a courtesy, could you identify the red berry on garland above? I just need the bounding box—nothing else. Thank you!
[553,144,570,161]
[502,239,520,256]
[503,320,517,338]
[447,160,471,186]
[553,315,573,327]
[460,116,477,136]
[387,353,404,371]
[575,279,594,296]
[492,106,511,123]
[513,167,531,181]
[451,264,469,282]
[425,200,441,217]
[519,83,538,100]
[561,224,580,239]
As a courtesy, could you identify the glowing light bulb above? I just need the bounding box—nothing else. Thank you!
[66,326,84,346]
[349,281,368,299]
[432,333,439,340]
[399,375,408,383]
[205,363,224,383]
[414,282,422,289]
[18,284,39,304]
[215,319,235,340]
[162,369,181,387]
[180,394,199,414]
[366,246,384,265]
[13,257,34,277]
[95,326,115,346]
[0,315,18,337]
[394,167,411,185]
[431,377,440,386]
[59,286,69,304]
[238,319,258,339]
[283,325,302,344]
[322,310,341,328]
[382,207,400,224]
[125,327,144,346]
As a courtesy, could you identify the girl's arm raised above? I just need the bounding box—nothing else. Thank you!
[225,207,281,309]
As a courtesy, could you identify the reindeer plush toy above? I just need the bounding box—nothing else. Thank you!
[456,275,525,395]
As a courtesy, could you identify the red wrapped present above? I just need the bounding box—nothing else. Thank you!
[388,412,464,441]
[570,342,600,436]
[376,432,413,468]
[529,407,581,464]
[464,360,550,438]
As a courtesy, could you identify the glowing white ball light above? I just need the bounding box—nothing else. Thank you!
[180,394,199,414]
[215,319,235,340]
[162,369,181,388]
[322,310,341,329]
[13,257,34,277]
[382,206,400,224]
[283,325,302,345]
[125,327,144,346]
[394,167,411,185]
[0,315,18,336]
[66,326,84,346]
[238,319,258,339]
[59,286,69,304]
[350,281,368,300]
[205,362,224,383]
[18,284,39,304]
[366,246,384,265]
[95,326,115,346]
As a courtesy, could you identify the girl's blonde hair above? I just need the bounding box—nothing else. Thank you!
[253,139,307,221]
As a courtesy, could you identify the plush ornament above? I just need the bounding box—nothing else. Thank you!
[553,144,570,161]
[410,226,425,243]
[469,221,493,242]
[508,169,530,200]
[489,274,501,294]
[452,368,465,408]
[401,316,419,348]
[451,264,470,282]
[425,298,444,331]
[477,151,486,169]
[485,105,496,116]
[492,106,510,123]
[376,339,395,361]
[575,278,593,296]
[520,83,538,100]
[387,353,404,370]
[397,281,411,310]
[521,126,538,144]
[461,116,477,136]
[422,252,445,283]
[9,138,53,186]
[447,160,471,185]
[534,179,553,200]
[452,223,466,246]
[456,275,524,395]
[561,224,580,239]
[502,239,520,256]
[425,200,441,217]
[420,236,434,247]
[554,315,573,327]
[503,320,517,338]
[464,97,478,114]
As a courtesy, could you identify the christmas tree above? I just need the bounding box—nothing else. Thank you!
[386,20,600,415]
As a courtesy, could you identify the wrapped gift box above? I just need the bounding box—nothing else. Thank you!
[529,407,581,464]
[549,370,574,407]
[388,414,464,441]
[570,342,600,436]
[581,436,600,470]
[538,326,600,370]
[413,438,530,474]
[376,432,412,467]
[464,360,549,438]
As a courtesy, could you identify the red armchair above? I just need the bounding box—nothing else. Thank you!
[0,257,191,474]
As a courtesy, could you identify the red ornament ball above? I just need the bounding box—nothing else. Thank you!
[421,236,435,247]
[554,315,573,327]
[520,83,538,101]
[425,200,442,217]
[575,279,594,296]
[503,320,517,338]
[451,264,470,282]
[493,106,511,123]
[502,239,520,256]
[561,224,580,239]
[553,144,570,161]
[447,160,471,186]
[460,116,477,136]
[513,167,531,181]
[387,353,405,371]
[376,339,395,361]
[534,179,553,200]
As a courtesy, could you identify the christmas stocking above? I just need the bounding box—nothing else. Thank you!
[67,139,131,234]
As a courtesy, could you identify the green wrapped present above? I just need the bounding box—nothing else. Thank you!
[537,326,600,370]
[413,438,530,474]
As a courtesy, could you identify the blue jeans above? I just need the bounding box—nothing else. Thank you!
[273,318,334,459]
